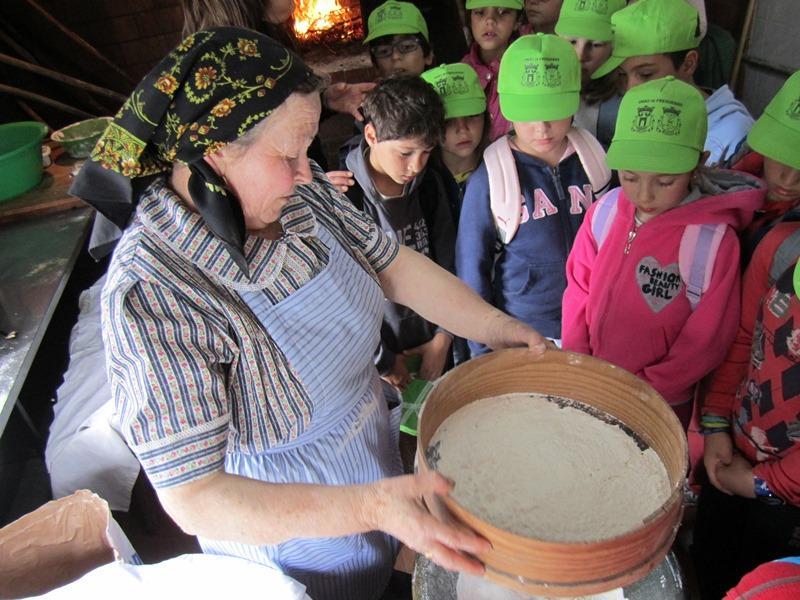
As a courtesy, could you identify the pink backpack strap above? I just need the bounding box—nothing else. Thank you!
[590,188,621,249]
[566,127,612,195]
[484,136,521,244]
[679,223,727,310]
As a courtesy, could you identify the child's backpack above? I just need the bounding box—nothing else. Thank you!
[483,127,611,244]
[590,188,728,311]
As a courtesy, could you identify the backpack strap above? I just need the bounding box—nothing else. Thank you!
[679,223,727,310]
[566,127,612,195]
[484,136,522,244]
[595,94,622,147]
[769,228,800,286]
[590,187,621,249]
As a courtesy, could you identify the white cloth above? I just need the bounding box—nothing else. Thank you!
[45,275,140,511]
[31,554,312,599]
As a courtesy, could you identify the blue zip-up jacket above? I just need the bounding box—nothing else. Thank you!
[456,146,594,354]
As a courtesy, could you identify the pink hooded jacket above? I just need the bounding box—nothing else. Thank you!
[462,43,512,143]
[562,171,766,412]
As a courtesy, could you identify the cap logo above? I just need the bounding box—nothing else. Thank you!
[522,61,540,87]
[434,73,469,97]
[544,62,562,87]
[387,5,403,19]
[658,106,682,136]
[632,104,655,132]
[576,0,607,13]
[374,6,386,23]
[787,97,800,120]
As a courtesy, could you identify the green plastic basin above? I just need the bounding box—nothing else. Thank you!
[51,116,112,159]
[0,121,49,202]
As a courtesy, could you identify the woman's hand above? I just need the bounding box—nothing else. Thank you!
[363,472,491,575]
[322,82,376,121]
[703,430,734,493]
[485,314,548,357]
[406,332,452,381]
[715,452,756,498]
[326,170,355,194]
[383,354,411,390]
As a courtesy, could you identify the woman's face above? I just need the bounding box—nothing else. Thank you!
[264,0,295,25]
[210,92,321,231]
[442,115,484,161]
[562,36,612,83]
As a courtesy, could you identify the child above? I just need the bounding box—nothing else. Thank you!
[520,0,564,35]
[421,62,488,219]
[457,34,610,355]
[693,222,800,600]
[562,76,766,428]
[462,0,523,142]
[735,71,800,260]
[342,76,457,387]
[555,0,626,147]
[364,0,434,78]
[592,0,754,168]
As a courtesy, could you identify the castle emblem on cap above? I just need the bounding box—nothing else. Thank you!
[632,104,655,133]
[658,106,682,136]
[788,96,800,120]
[544,62,561,87]
[522,62,540,87]
[434,73,469,97]
[576,0,608,13]
[387,4,402,19]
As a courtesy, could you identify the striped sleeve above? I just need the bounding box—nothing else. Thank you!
[104,279,234,488]
[311,170,399,273]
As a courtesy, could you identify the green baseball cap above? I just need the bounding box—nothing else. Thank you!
[607,76,707,174]
[747,71,800,170]
[465,0,523,9]
[498,34,581,122]
[592,0,701,79]
[555,0,627,43]
[422,63,487,120]
[363,0,429,44]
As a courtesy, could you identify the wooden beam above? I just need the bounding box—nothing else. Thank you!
[0,83,94,119]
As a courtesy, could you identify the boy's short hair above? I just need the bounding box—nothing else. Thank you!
[362,75,445,147]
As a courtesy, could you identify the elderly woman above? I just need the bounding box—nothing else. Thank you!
[71,29,545,599]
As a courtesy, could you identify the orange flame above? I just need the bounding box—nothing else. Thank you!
[292,0,361,41]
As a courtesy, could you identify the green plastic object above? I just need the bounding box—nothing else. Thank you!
[399,354,433,436]
[0,121,49,202]
[51,116,112,159]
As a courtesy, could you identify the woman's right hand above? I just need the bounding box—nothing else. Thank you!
[364,472,490,575]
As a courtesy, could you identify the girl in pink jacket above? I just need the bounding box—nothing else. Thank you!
[562,77,766,427]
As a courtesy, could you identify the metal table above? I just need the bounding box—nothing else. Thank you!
[0,206,92,435]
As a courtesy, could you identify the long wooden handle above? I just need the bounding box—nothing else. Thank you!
[0,83,95,119]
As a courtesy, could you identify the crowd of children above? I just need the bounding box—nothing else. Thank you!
[337,0,800,597]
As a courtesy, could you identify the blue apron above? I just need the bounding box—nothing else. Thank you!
[201,223,403,599]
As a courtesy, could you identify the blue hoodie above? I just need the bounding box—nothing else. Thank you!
[456,146,594,353]
[705,84,754,168]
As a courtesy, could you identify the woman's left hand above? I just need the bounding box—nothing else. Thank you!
[406,331,452,381]
[322,82,376,121]
[715,453,756,498]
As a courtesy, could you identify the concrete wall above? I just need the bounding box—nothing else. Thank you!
[738,0,800,117]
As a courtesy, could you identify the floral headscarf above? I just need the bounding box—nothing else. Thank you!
[70,27,316,271]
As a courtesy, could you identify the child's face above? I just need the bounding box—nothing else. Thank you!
[563,37,612,83]
[442,115,485,161]
[763,157,800,203]
[524,0,563,33]
[372,34,433,77]
[619,170,694,223]
[512,117,572,158]
[470,7,519,55]
[365,124,434,185]
[620,54,681,91]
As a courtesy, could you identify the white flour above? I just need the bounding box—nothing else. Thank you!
[429,393,671,542]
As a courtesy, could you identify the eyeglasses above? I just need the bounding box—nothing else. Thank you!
[370,38,422,59]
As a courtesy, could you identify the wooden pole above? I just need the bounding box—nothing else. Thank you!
[730,0,758,91]
[21,0,136,87]
[15,99,51,129]
[0,53,127,103]
[0,83,95,119]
